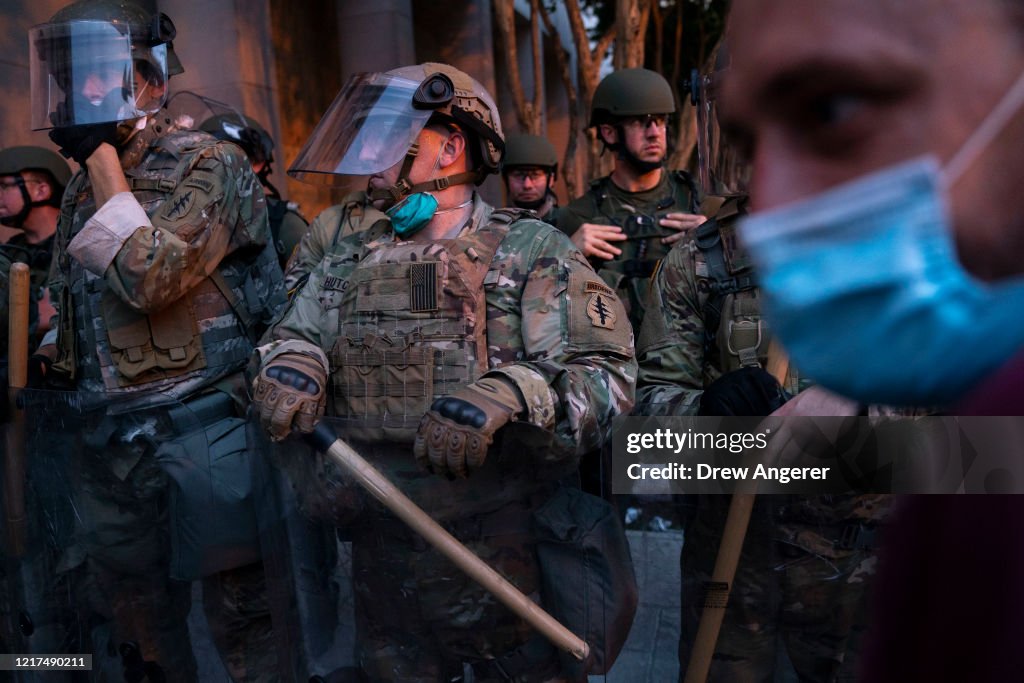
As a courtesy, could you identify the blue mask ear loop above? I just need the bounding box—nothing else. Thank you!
[941,69,1024,189]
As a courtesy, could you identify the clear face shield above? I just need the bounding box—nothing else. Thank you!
[695,69,750,197]
[288,72,435,185]
[29,19,168,130]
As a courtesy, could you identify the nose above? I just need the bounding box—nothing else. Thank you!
[81,73,109,102]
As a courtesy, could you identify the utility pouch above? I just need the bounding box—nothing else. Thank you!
[329,336,436,443]
[532,487,638,677]
[102,290,205,384]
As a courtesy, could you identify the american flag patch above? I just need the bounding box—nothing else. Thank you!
[409,262,439,312]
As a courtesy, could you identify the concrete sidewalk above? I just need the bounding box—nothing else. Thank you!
[594,530,683,682]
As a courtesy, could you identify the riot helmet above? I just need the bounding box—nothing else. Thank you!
[288,62,504,207]
[199,112,280,196]
[0,146,72,227]
[200,113,275,168]
[30,0,182,130]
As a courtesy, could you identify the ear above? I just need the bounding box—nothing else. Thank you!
[598,123,618,146]
[28,180,52,203]
[437,129,468,169]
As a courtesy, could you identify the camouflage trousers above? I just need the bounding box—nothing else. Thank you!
[679,498,877,683]
[71,423,277,682]
[349,504,564,683]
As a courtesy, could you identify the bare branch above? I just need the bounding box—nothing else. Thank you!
[538,1,581,196]
[530,0,544,134]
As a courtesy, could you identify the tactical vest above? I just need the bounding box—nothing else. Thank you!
[692,196,794,387]
[588,170,699,331]
[324,212,523,444]
[52,131,285,405]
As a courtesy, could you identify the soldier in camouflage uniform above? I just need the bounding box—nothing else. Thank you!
[200,113,309,269]
[558,68,707,335]
[636,65,892,678]
[502,134,560,225]
[282,191,388,295]
[29,1,286,680]
[253,62,636,682]
[0,146,70,348]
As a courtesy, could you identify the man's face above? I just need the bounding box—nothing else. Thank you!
[602,114,668,167]
[505,166,553,208]
[0,175,26,220]
[79,63,163,114]
[367,125,452,210]
[723,0,1024,279]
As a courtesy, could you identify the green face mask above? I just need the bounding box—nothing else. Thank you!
[386,191,438,237]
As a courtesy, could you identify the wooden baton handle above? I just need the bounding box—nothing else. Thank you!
[684,339,790,683]
[308,424,590,662]
[4,263,31,557]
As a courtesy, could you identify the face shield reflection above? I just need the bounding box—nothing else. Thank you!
[289,73,433,185]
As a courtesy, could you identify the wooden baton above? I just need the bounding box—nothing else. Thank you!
[307,423,590,662]
[683,338,790,683]
[4,263,30,557]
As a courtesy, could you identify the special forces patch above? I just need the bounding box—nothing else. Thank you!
[587,292,617,329]
[162,189,195,221]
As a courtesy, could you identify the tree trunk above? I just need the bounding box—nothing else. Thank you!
[493,0,540,134]
[563,0,615,186]
[615,0,651,69]
[538,2,581,198]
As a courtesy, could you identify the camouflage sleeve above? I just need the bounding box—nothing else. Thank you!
[634,240,710,416]
[260,250,334,352]
[67,141,267,314]
[283,204,343,294]
[486,223,636,457]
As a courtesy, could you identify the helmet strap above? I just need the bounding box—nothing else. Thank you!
[0,175,33,228]
[615,124,664,174]
[368,141,482,206]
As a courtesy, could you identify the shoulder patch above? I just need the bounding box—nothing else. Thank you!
[584,280,615,296]
[161,189,196,221]
[184,175,215,195]
[586,292,618,329]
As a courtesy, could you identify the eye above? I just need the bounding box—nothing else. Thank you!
[785,89,878,156]
[808,93,864,127]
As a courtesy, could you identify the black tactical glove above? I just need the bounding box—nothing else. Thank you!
[48,93,124,164]
[414,376,525,478]
[698,366,790,416]
[49,122,120,165]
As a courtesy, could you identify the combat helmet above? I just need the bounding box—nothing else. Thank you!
[502,134,558,176]
[590,68,675,127]
[0,146,72,226]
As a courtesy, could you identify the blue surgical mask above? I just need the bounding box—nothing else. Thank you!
[739,70,1024,406]
[386,191,438,237]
